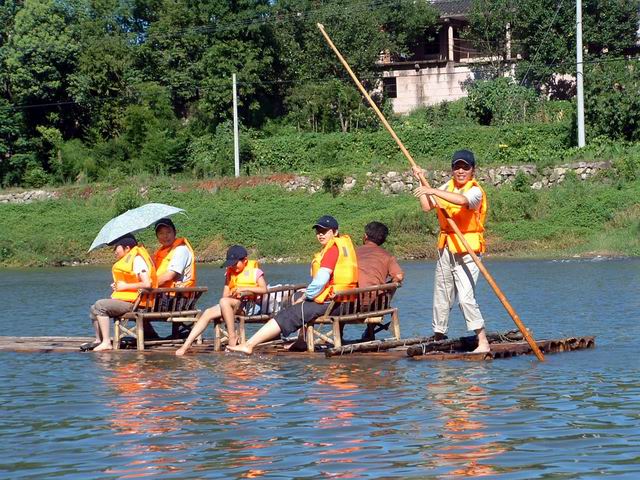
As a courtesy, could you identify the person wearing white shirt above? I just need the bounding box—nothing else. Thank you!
[413,149,490,353]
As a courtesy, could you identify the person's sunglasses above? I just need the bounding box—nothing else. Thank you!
[315,227,331,235]
[452,162,472,171]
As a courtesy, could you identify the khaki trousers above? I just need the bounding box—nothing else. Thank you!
[432,248,485,334]
[90,298,134,320]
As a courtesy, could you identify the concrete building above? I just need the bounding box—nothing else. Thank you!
[379,0,515,114]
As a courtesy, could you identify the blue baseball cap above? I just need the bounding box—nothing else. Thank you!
[452,149,476,168]
[312,215,339,231]
[222,245,248,268]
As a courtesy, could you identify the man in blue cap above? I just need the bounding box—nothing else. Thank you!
[412,149,490,353]
[228,215,358,354]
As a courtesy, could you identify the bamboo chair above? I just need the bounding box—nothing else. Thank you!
[305,282,401,352]
[113,286,208,350]
[213,283,306,351]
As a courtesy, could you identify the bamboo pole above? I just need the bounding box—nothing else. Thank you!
[317,23,544,361]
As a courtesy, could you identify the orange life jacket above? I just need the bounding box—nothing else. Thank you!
[111,245,158,305]
[436,179,487,254]
[153,237,197,288]
[227,259,261,298]
[310,234,358,303]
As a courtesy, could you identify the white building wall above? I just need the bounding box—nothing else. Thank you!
[388,64,475,114]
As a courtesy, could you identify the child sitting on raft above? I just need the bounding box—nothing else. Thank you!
[175,245,267,355]
[83,234,157,352]
[227,215,358,355]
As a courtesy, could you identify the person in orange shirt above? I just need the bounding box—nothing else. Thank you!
[83,235,156,352]
[355,221,404,341]
[356,221,404,288]
[413,150,490,353]
[175,245,267,355]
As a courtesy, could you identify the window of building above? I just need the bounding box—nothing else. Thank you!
[383,76,397,99]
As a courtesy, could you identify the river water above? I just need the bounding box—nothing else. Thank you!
[0,258,639,478]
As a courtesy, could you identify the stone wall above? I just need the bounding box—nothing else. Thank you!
[285,161,612,194]
[0,161,613,203]
[0,189,58,204]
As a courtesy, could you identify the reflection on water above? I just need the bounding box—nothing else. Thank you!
[428,366,506,478]
[101,356,200,478]
[0,259,639,478]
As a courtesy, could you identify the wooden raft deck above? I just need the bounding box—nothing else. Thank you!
[0,331,595,360]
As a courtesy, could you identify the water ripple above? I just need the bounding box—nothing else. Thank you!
[1,260,640,478]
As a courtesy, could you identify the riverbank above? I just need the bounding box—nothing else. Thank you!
[1,173,639,267]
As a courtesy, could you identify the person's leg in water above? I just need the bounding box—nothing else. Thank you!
[226,319,282,355]
[175,304,222,355]
[90,299,133,351]
[229,300,329,355]
[219,297,242,347]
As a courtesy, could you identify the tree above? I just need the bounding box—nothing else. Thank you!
[465,0,640,89]
[69,0,142,139]
[584,59,640,142]
[583,0,640,56]
[464,0,517,76]
[5,0,82,136]
[0,98,26,185]
[272,0,439,132]
[138,0,277,128]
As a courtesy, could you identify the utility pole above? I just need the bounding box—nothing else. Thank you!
[576,0,586,147]
[232,73,240,177]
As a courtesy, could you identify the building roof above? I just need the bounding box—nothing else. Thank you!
[430,0,472,17]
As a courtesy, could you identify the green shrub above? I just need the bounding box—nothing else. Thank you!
[1,152,37,186]
[59,139,97,182]
[400,99,470,128]
[113,186,142,215]
[322,171,345,197]
[513,171,531,192]
[0,241,13,261]
[465,78,539,125]
[613,156,639,182]
[188,124,254,178]
[23,166,51,188]
[584,59,640,141]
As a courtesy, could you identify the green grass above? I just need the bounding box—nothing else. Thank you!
[1,177,639,267]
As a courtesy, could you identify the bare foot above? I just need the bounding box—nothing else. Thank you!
[175,346,188,356]
[472,343,490,353]
[227,336,238,348]
[226,343,253,355]
[93,342,112,352]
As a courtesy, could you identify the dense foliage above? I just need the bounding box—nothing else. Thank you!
[465,0,640,90]
[584,59,640,143]
[0,0,639,187]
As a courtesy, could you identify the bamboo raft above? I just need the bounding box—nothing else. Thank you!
[0,330,595,360]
